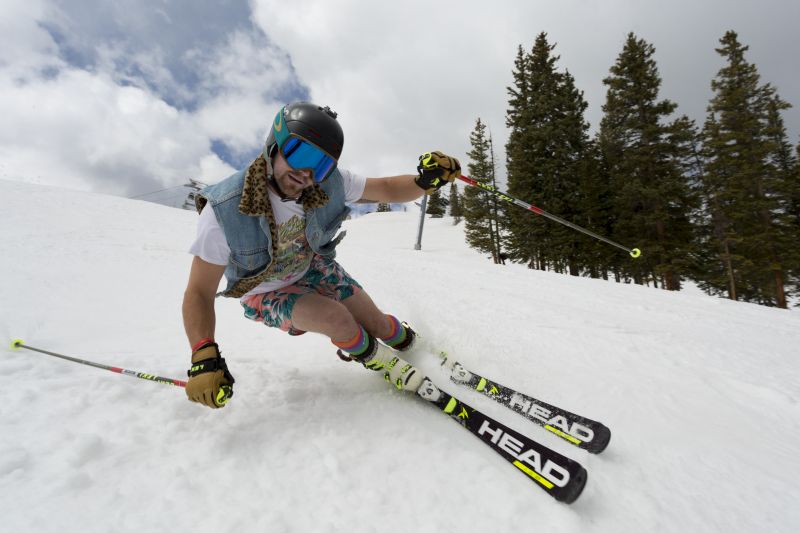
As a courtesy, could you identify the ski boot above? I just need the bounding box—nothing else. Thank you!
[369,343,424,392]
[338,337,423,392]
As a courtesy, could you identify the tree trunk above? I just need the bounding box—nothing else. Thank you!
[773,268,787,309]
[723,238,737,301]
[664,270,680,291]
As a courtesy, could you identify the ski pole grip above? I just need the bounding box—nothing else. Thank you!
[216,385,233,406]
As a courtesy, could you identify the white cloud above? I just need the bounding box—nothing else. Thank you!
[0,0,62,76]
[197,153,236,185]
[193,30,300,155]
[0,0,292,197]
[0,68,223,195]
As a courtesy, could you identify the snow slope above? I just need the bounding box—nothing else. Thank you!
[1,179,798,532]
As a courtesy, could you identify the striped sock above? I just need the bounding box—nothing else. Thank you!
[380,315,407,349]
[332,325,374,359]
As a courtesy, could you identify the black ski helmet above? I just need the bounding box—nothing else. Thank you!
[263,102,344,163]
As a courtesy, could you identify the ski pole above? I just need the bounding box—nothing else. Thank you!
[456,175,642,258]
[9,339,188,388]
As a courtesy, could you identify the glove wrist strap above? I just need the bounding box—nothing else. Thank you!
[188,356,226,377]
[187,356,236,384]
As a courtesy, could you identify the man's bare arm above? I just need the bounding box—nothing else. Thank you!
[360,175,423,203]
[182,256,225,348]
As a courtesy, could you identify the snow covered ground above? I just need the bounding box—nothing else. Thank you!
[1,178,798,532]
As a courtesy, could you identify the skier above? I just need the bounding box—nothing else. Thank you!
[182,101,461,409]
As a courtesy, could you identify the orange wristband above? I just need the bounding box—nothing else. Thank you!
[191,337,215,353]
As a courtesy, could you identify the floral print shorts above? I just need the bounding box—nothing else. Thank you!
[241,254,362,335]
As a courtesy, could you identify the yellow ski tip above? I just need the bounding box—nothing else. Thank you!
[630,248,642,259]
[10,339,25,351]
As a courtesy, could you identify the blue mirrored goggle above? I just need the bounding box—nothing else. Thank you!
[280,136,337,183]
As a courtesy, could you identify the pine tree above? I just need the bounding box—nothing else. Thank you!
[699,31,795,307]
[449,182,463,224]
[791,143,800,301]
[426,189,446,218]
[487,133,508,264]
[505,44,540,268]
[669,116,708,289]
[504,33,590,274]
[463,118,503,262]
[764,96,800,303]
[551,69,591,276]
[598,32,698,290]
[575,140,616,279]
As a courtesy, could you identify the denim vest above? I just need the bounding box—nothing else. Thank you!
[198,168,351,297]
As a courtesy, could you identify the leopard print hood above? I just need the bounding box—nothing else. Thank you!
[238,155,330,216]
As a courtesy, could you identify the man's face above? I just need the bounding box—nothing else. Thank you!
[271,150,314,197]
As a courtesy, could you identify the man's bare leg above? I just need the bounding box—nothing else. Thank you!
[339,288,392,339]
[289,292,422,391]
[289,293,360,341]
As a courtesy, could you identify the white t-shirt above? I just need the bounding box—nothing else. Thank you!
[189,168,366,299]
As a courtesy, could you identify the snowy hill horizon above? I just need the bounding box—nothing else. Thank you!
[1,178,798,532]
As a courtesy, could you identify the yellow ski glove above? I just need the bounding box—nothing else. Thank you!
[415,151,461,194]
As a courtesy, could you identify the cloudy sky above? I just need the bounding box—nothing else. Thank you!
[2,0,798,206]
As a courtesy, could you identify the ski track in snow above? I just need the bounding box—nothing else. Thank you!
[1,179,799,532]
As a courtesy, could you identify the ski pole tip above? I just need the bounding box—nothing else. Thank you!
[630,248,642,259]
[9,339,25,351]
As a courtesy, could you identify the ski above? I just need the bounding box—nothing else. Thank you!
[416,377,587,504]
[438,352,611,454]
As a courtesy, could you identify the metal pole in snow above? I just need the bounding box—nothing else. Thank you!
[414,194,428,250]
